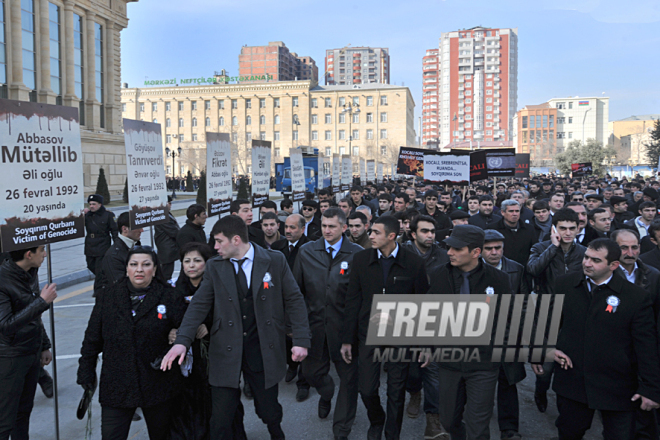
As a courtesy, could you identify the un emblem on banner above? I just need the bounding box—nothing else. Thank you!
[487,157,503,168]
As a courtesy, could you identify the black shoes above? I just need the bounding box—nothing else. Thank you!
[534,390,547,413]
[367,424,384,440]
[296,387,309,402]
[243,382,253,399]
[501,430,522,440]
[38,370,54,398]
[318,398,332,419]
[285,367,297,383]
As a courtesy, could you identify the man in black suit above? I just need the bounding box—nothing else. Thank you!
[271,214,311,400]
[230,199,266,248]
[552,238,660,439]
[341,216,429,440]
[485,199,538,267]
[640,221,660,271]
[162,215,311,440]
[301,200,322,240]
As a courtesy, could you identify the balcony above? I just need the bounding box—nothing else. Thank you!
[459,85,464,91]
[474,60,484,66]
[458,101,464,107]
[459,76,465,83]
[459,109,465,115]
[474,45,484,51]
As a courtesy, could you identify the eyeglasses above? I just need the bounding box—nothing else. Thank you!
[302,207,314,211]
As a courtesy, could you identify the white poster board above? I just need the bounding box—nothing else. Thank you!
[0,99,85,251]
[206,132,232,217]
[251,140,272,207]
[359,158,366,185]
[123,118,168,229]
[332,154,340,194]
[424,152,470,184]
[367,160,375,183]
[341,155,352,191]
[290,147,305,202]
[377,162,383,184]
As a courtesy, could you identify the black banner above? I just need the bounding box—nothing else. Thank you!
[469,150,487,182]
[516,154,530,178]
[484,148,516,177]
[572,162,593,177]
[397,147,425,177]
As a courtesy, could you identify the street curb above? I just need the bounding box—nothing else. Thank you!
[39,269,94,290]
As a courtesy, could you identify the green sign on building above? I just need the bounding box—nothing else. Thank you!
[143,74,274,87]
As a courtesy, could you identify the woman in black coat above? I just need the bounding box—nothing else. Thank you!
[169,242,246,440]
[78,246,185,440]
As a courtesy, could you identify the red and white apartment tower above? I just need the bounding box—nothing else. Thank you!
[422,27,518,149]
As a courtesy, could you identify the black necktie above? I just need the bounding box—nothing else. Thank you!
[231,258,248,298]
[327,246,335,266]
[460,272,470,295]
[289,244,294,253]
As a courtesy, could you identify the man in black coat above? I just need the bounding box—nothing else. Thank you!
[419,190,452,231]
[301,199,322,240]
[485,200,538,267]
[94,212,143,296]
[154,196,181,281]
[293,208,364,438]
[229,199,266,249]
[481,230,529,440]
[162,216,311,440]
[552,238,660,439]
[428,225,512,440]
[640,221,660,272]
[84,194,118,275]
[341,216,429,440]
[468,195,502,230]
[0,246,56,439]
[176,203,207,249]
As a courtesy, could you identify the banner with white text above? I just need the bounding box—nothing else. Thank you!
[377,162,384,183]
[367,160,376,183]
[424,151,470,184]
[290,148,306,202]
[0,99,84,251]
[251,140,272,208]
[341,155,352,191]
[360,158,366,185]
[206,132,232,217]
[332,154,340,194]
[320,155,332,190]
[124,118,169,229]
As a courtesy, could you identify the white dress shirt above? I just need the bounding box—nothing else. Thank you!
[230,244,255,288]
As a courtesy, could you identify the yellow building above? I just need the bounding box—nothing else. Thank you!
[609,115,660,165]
[120,78,415,177]
[0,0,138,196]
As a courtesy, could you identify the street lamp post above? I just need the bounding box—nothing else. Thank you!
[165,146,182,196]
[582,107,592,144]
[342,102,360,173]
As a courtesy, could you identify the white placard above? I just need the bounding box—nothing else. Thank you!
[332,154,340,194]
[359,158,366,185]
[290,148,305,202]
[251,140,272,208]
[377,162,383,183]
[206,132,232,217]
[124,118,168,229]
[341,155,352,191]
[0,99,85,251]
[424,152,470,184]
[367,160,376,183]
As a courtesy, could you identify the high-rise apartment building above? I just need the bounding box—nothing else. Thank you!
[325,46,390,85]
[422,27,518,149]
[239,41,318,82]
[421,49,440,147]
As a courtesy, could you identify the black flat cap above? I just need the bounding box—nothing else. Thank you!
[444,224,485,249]
[484,229,505,242]
[450,210,470,220]
[609,196,627,206]
[585,194,604,201]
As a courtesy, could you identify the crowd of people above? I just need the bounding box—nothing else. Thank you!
[4,172,660,440]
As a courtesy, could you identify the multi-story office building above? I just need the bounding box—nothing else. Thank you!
[239,41,318,82]
[325,46,390,86]
[422,26,518,149]
[512,96,610,163]
[0,0,138,195]
[121,80,414,176]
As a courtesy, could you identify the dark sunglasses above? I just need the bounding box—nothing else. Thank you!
[302,207,315,211]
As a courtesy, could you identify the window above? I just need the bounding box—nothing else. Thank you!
[536,131,541,143]
[339,97,345,106]
[246,116,251,125]
[22,0,36,91]
[340,147,346,155]
[339,113,345,124]
[353,114,359,124]
[325,147,331,156]
[549,130,554,139]
[311,114,318,124]
[232,116,238,126]
[557,116,565,124]
[166,134,172,143]
[367,113,373,123]
[543,115,548,128]
[49,3,62,97]
[192,118,197,127]
[543,131,548,142]
[274,115,280,125]
[353,96,359,106]
[367,96,373,106]
[380,113,388,123]
[246,132,251,142]
[353,146,359,156]
[568,132,573,139]
[549,115,554,128]
[122,103,126,112]
[219,117,224,126]
[311,98,318,108]
[260,132,266,140]
[180,134,185,142]
[486,114,492,119]
[260,98,266,108]
[274,131,280,141]
[231,133,237,142]
[522,131,527,143]
[274,148,280,157]
[568,117,573,124]
[292,97,298,107]
[139,103,145,112]
[259,115,265,125]
[192,133,198,141]
[274,98,280,108]
[205,117,210,127]
[151,102,157,112]
[325,131,331,140]
[339,130,345,140]
[166,118,171,127]
[178,101,184,111]
[380,96,388,105]
[325,114,331,124]
[381,146,387,156]
[380,129,387,139]
[568,102,573,109]
[325,98,332,107]
[166,102,171,111]
[367,129,373,139]
[231,99,237,109]
[529,130,535,142]
[312,131,318,140]
[219,100,224,109]
[556,102,565,109]
[352,129,359,140]
[530,115,535,128]
[191,101,197,111]
[245,99,251,109]
[293,131,298,141]
[205,100,211,110]
[178,118,184,127]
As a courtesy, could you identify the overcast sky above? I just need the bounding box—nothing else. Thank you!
[121,0,660,125]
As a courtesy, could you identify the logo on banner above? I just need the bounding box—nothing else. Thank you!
[487,157,503,168]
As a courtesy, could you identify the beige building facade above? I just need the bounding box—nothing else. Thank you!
[609,115,660,166]
[1,0,137,196]
[120,80,415,177]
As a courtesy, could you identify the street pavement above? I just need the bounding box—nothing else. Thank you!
[29,281,604,440]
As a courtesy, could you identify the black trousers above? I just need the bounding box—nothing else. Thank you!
[0,352,40,440]
[302,336,359,437]
[635,407,658,439]
[406,360,423,394]
[358,343,410,440]
[211,363,283,440]
[101,399,174,440]
[497,365,519,432]
[160,262,175,282]
[535,360,555,394]
[286,334,309,390]
[555,394,635,440]
[86,255,103,275]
